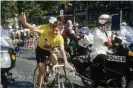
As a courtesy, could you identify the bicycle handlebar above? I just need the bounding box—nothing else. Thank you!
[53,64,64,71]
[53,64,75,71]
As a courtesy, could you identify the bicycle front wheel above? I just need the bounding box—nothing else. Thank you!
[51,74,74,88]
[33,65,39,88]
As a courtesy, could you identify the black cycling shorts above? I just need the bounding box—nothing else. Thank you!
[35,46,51,63]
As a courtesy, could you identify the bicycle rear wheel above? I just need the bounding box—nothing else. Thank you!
[51,74,74,88]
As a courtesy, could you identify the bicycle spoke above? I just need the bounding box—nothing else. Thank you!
[52,74,74,88]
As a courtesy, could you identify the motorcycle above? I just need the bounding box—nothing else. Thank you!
[67,27,94,86]
[0,33,19,88]
[71,31,133,88]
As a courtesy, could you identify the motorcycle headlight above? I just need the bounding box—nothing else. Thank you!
[12,55,16,60]
[128,51,133,56]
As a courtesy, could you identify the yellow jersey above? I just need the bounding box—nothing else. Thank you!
[37,24,64,50]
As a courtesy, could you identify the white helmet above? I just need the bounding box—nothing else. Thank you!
[99,14,111,25]
[49,17,57,24]
[121,22,127,26]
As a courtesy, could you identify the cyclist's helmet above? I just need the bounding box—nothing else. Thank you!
[99,14,111,25]
[49,17,57,24]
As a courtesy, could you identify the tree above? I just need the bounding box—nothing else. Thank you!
[1,1,67,25]
[1,1,18,25]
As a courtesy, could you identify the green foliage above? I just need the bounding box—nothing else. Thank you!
[1,1,66,25]
[1,1,18,24]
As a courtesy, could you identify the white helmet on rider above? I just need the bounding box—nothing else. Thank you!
[121,22,127,26]
[99,14,111,25]
[49,17,57,24]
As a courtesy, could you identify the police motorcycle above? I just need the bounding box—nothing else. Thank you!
[0,29,19,88]
[79,36,133,88]
[71,13,133,88]
[70,26,133,88]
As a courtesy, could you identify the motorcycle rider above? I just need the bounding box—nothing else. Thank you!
[116,22,133,51]
[90,14,113,62]
[90,14,114,79]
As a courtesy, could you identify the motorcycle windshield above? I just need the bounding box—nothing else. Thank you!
[0,37,13,47]
[1,52,11,68]
[80,27,92,35]
[0,29,13,49]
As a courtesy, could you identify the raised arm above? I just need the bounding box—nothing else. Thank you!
[20,12,41,33]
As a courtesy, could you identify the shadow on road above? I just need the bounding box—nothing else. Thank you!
[11,81,33,88]
[26,57,36,60]
[11,81,84,88]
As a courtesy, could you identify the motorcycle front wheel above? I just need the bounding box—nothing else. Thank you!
[1,74,10,88]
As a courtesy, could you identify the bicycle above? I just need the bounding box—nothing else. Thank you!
[33,51,74,88]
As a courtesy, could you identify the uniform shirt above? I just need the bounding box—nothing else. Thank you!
[90,28,112,62]
[37,24,64,50]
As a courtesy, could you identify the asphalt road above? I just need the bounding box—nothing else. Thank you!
[10,48,84,88]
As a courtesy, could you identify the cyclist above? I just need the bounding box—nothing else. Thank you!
[20,12,73,88]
